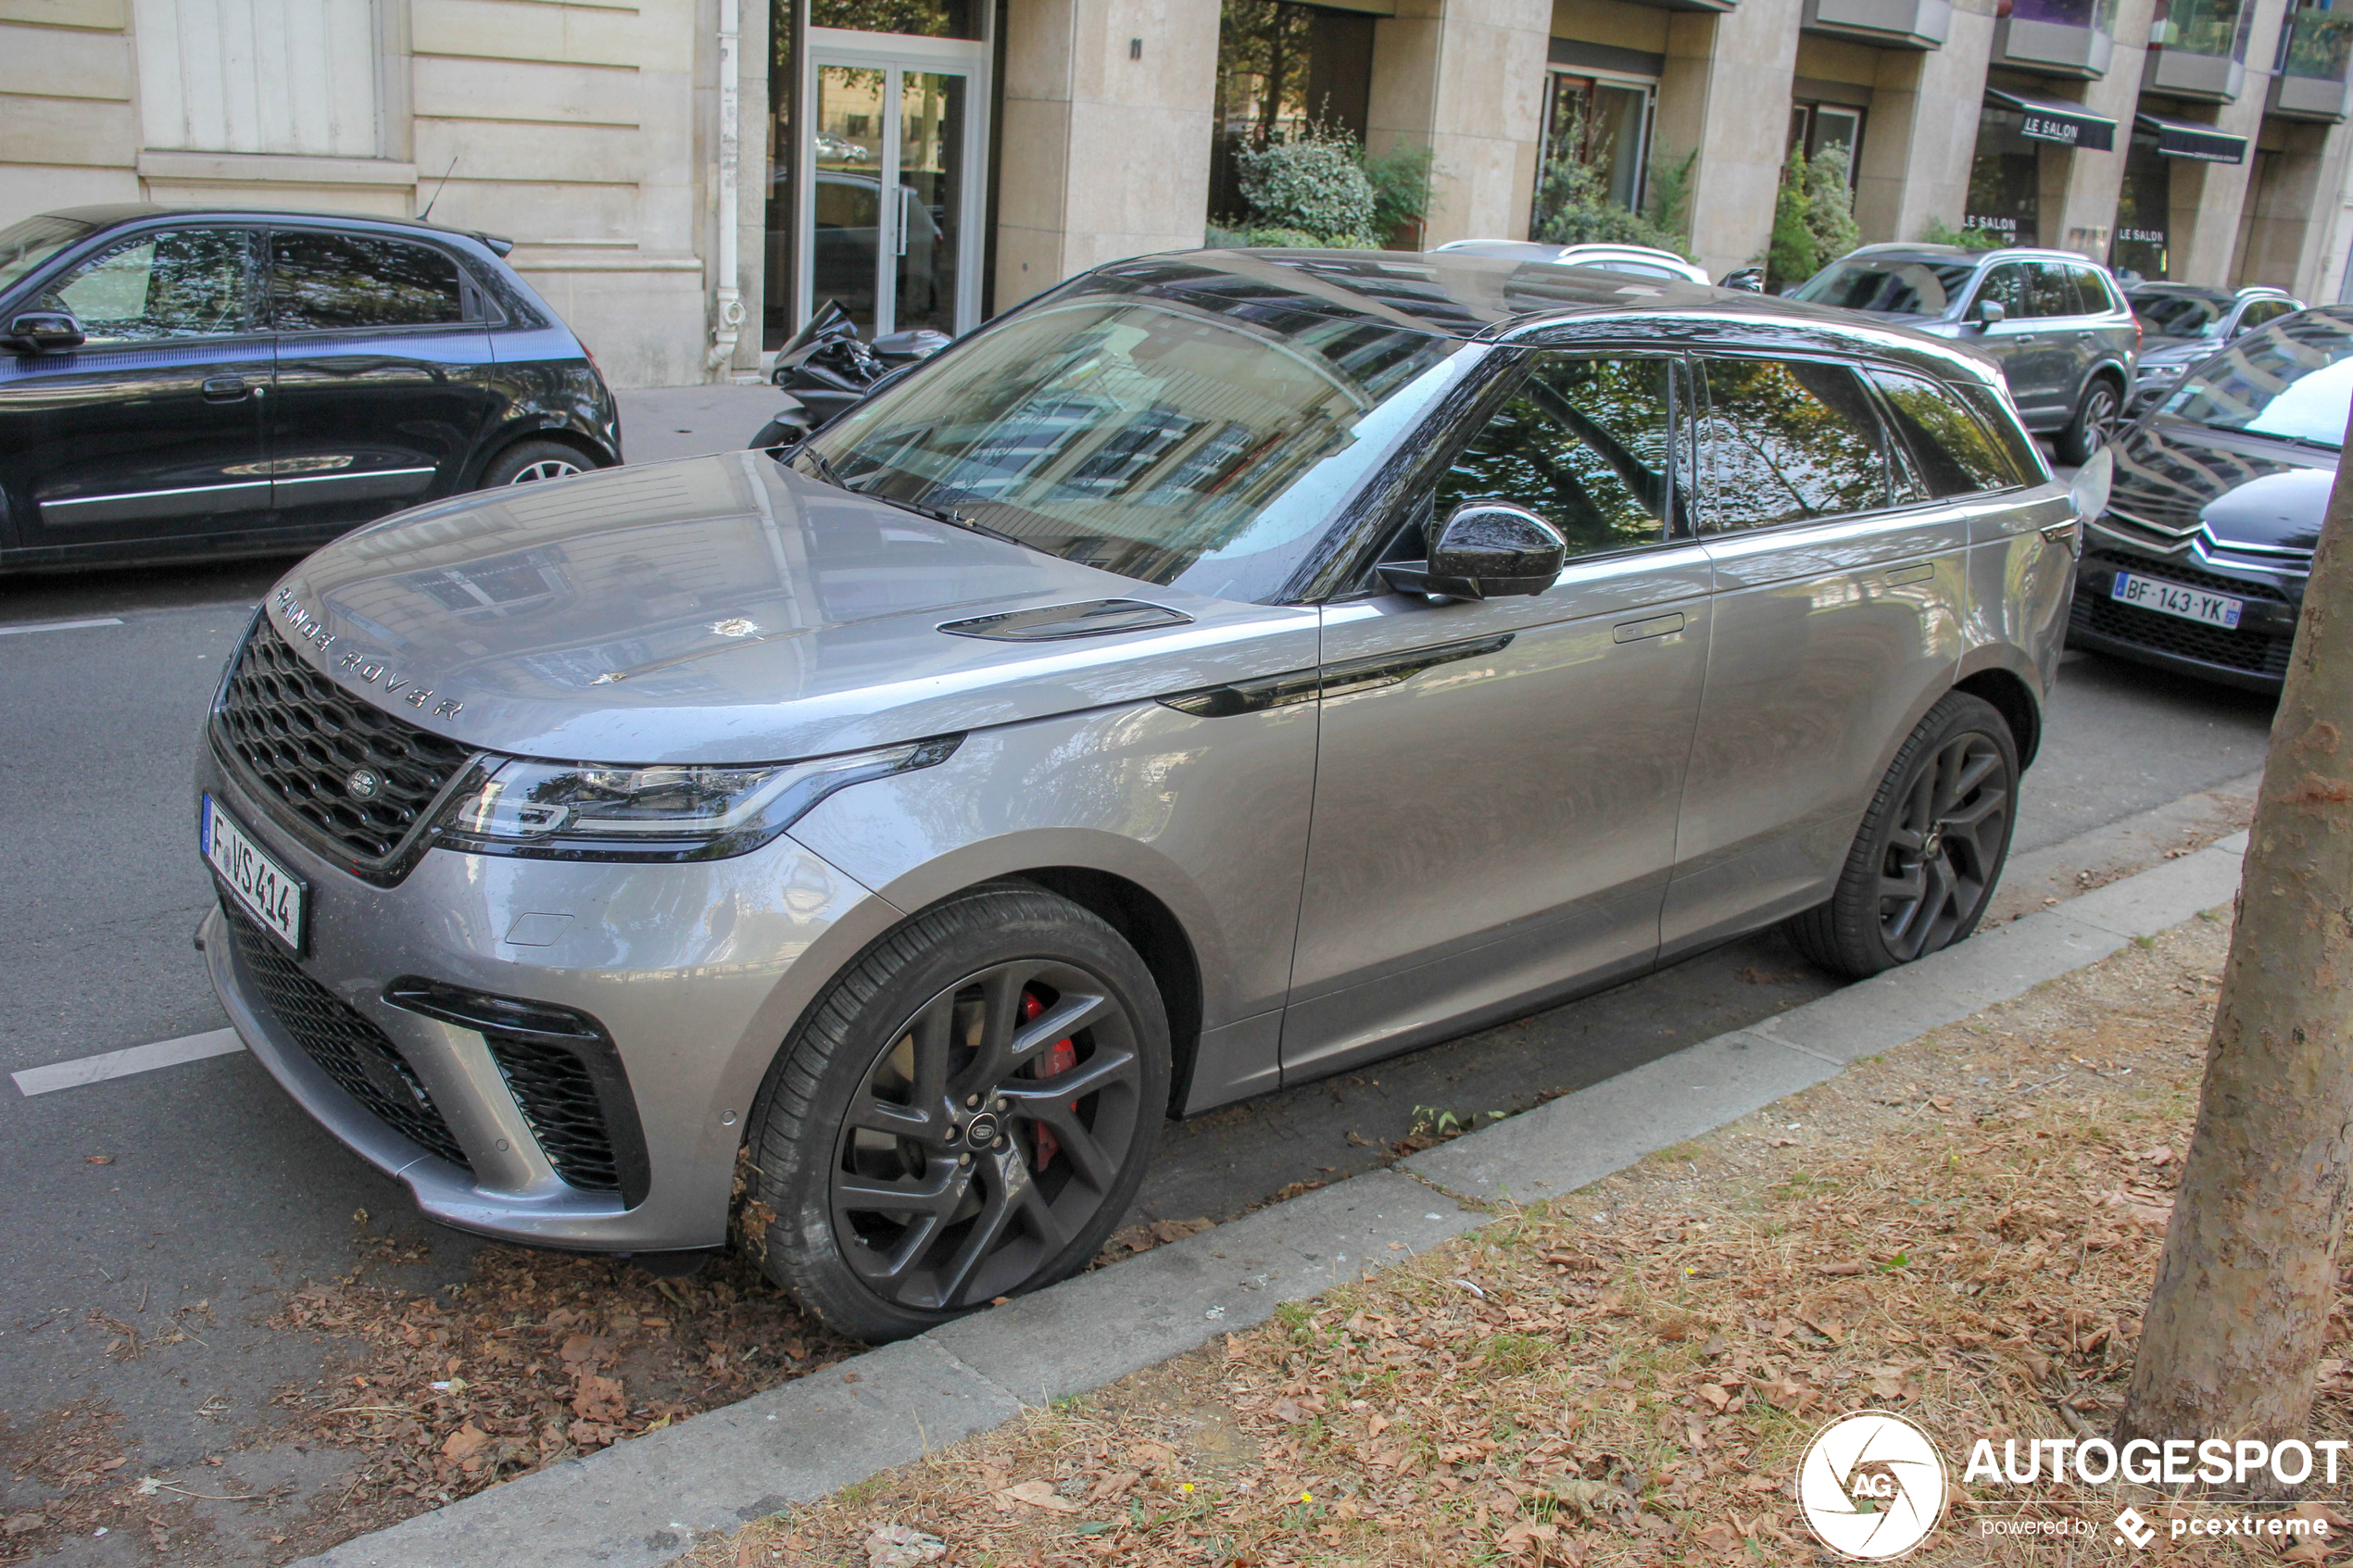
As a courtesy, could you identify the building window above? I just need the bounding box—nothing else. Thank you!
[133,0,382,157]
[810,0,979,39]
[1207,1,1378,229]
[1789,101,1864,182]
[2110,130,2171,280]
[1529,71,1655,240]
[1965,104,2041,246]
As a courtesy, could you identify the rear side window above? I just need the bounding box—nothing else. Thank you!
[2026,263,2077,318]
[1696,358,1888,531]
[2071,266,2117,313]
[1952,381,2045,483]
[1436,355,1686,557]
[271,232,467,331]
[42,229,257,343]
[1865,368,2027,496]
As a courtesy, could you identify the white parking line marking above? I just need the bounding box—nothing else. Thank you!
[0,616,125,636]
[12,1029,245,1098]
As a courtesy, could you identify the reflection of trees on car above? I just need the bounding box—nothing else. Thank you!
[1701,359,1885,525]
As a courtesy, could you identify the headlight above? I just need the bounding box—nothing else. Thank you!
[432,735,960,861]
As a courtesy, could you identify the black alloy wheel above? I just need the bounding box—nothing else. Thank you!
[831,958,1145,1311]
[744,884,1169,1341]
[1787,692,2020,979]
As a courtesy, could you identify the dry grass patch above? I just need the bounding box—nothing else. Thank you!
[686,914,2353,1567]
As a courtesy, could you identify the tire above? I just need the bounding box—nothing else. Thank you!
[742,883,1171,1342]
[1785,692,2020,980]
[478,438,590,488]
[2055,378,2120,466]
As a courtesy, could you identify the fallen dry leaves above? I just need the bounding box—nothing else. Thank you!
[683,913,2353,1568]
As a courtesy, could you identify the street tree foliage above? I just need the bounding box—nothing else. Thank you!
[2117,413,2353,1448]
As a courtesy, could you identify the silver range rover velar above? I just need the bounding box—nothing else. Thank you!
[196,250,2083,1339]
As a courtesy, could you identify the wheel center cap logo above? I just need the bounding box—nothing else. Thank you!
[345,767,384,801]
[964,1112,1001,1148]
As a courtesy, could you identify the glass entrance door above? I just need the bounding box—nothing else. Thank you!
[803,40,984,339]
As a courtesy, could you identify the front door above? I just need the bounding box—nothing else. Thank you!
[263,228,496,535]
[801,33,987,339]
[1281,353,1713,1082]
[0,226,272,554]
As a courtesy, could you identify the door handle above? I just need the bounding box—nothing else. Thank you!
[201,375,252,402]
[1612,611,1685,644]
[897,187,912,257]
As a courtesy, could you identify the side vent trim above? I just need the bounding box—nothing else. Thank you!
[938,599,1194,642]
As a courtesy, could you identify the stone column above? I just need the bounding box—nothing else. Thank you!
[993,0,1221,312]
[2158,0,2291,282]
[1854,0,1999,245]
[2233,116,2353,295]
[1365,0,1553,247]
[2040,0,2158,258]
[1653,0,1804,278]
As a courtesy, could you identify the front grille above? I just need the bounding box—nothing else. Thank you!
[214,619,474,862]
[2085,550,2290,602]
[223,906,473,1172]
[484,1036,622,1192]
[2071,587,2293,678]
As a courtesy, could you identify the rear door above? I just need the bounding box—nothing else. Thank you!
[265,229,495,533]
[1662,355,1969,955]
[1970,261,2063,420]
[1283,352,1713,1079]
[0,226,271,553]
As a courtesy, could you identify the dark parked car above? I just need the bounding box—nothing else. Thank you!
[0,205,621,571]
[1790,244,2138,464]
[2072,306,2351,692]
[2123,282,2303,414]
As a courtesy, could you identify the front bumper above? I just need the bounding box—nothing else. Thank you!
[2067,543,2303,693]
[196,746,894,1251]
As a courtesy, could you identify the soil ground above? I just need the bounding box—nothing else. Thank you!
[678,910,2353,1568]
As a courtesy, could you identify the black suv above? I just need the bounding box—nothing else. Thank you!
[0,205,621,571]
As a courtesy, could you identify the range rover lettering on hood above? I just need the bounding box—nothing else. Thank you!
[272,587,464,719]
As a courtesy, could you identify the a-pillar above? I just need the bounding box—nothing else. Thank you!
[1652,0,1803,278]
[1365,0,1554,247]
[993,0,1222,311]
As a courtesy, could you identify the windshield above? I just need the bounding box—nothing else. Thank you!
[2131,291,2229,339]
[1789,257,1979,317]
[2162,311,2353,448]
[800,293,1472,601]
[0,214,93,296]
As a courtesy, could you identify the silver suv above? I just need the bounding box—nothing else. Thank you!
[195,251,2081,1339]
[1792,244,2140,464]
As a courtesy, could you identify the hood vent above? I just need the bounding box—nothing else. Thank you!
[938,599,1194,642]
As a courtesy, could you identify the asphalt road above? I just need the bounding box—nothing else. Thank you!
[0,413,2281,1562]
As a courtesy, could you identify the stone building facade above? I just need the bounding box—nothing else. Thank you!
[6,0,2350,388]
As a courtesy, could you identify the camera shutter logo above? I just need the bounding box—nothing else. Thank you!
[1797,1411,1948,1560]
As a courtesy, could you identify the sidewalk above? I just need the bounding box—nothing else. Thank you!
[299,829,2251,1568]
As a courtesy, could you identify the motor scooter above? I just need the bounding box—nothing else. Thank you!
[749,300,950,447]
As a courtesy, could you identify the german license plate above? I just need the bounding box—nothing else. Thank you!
[203,794,306,948]
[2111,571,2244,630]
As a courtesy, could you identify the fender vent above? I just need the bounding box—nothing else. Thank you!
[937,599,1192,642]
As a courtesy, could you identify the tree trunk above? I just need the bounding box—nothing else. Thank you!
[2117,422,2353,1446]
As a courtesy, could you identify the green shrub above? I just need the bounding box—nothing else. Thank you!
[1232,126,1379,245]
[1803,144,1858,263]
[1767,152,1821,290]
[1362,140,1435,247]
[1918,218,2008,251]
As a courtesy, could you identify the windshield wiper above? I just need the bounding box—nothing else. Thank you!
[792,445,1046,553]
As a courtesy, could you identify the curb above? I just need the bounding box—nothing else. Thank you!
[301,833,2249,1568]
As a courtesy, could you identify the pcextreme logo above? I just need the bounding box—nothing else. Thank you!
[1797,1411,1950,1560]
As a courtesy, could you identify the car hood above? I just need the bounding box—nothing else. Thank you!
[265,453,1321,765]
[2107,414,2334,551]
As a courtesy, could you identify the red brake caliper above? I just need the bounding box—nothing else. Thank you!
[1019,989,1077,1171]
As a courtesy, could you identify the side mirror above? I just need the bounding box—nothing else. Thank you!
[1719,267,1765,294]
[1972,298,2007,328]
[1378,501,1567,599]
[2,310,83,353]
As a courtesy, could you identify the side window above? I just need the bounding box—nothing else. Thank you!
[1951,381,2044,484]
[2026,262,2077,319]
[270,232,467,331]
[1434,355,1684,559]
[1865,368,2026,496]
[1973,264,2028,320]
[2239,300,2287,332]
[2073,266,2117,314]
[39,229,257,344]
[1696,358,1889,531]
